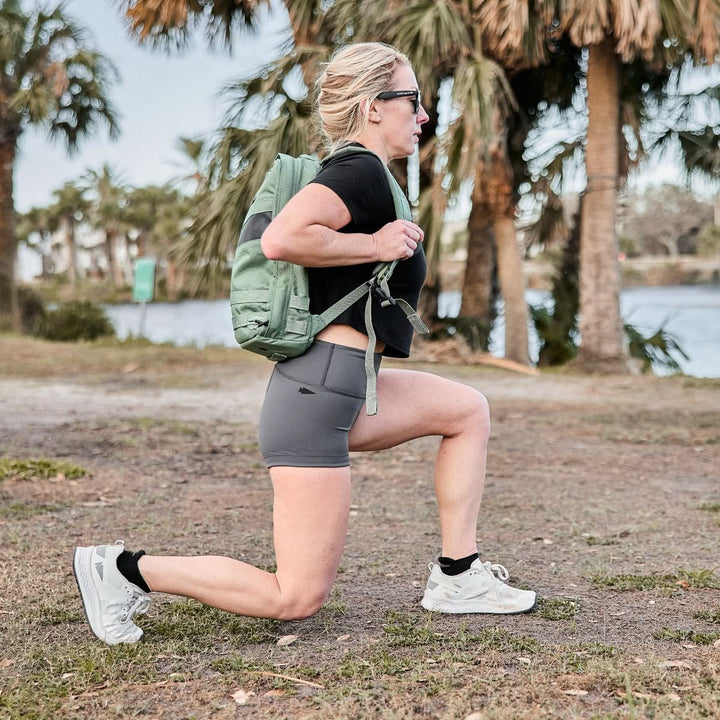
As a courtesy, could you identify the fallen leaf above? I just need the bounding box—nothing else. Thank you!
[617,691,654,700]
[276,634,298,646]
[464,713,484,720]
[675,579,690,589]
[251,671,324,689]
[659,660,693,670]
[714,639,720,648]
[231,689,254,706]
[0,658,14,667]
[336,634,351,643]
[517,657,532,665]
[563,689,588,696]
[263,689,287,698]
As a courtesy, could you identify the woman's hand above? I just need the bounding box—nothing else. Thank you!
[372,220,424,261]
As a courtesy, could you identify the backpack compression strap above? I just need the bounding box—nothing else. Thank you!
[313,145,429,415]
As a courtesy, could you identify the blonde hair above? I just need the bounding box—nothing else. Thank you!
[315,42,410,153]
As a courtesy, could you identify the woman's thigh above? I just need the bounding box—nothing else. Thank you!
[348,368,489,452]
[271,465,351,610]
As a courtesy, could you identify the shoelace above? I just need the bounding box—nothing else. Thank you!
[427,560,510,582]
[119,591,151,624]
[481,562,509,582]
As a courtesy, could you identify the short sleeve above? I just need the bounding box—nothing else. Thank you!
[310,151,396,231]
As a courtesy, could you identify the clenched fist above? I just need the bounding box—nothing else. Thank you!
[372,220,424,261]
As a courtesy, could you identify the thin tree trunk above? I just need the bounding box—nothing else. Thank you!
[460,195,496,339]
[106,228,119,286]
[414,107,441,325]
[64,216,77,285]
[577,36,628,371]
[0,139,19,330]
[494,212,529,364]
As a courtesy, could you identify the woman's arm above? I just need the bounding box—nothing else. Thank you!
[261,183,423,267]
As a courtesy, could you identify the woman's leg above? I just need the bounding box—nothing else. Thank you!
[138,466,351,620]
[348,368,490,559]
[349,367,535,614]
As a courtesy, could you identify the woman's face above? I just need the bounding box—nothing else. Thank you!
[374,63,429,161]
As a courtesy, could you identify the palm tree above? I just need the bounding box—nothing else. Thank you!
[83,165,128,288]
[50,182,90,285]
[173,136,209,193]
[477,0,720,371]
[15,206,57,279]
[124,184,191,300]
[0,0,118,329]
[331,1,532,362]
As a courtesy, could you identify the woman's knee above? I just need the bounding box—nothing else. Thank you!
[274,584,331,621]
[450,385,490,439]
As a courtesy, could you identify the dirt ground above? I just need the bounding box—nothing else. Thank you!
[1,336,719,719]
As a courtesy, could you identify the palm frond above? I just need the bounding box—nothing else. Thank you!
[385,0,471,94]
[180,93,315,292]
[689,0,720,62]
[476,0,556,67]
[115,0,271,50]
[521,185,568,249]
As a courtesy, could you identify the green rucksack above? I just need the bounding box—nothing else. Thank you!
[229,145,428,415]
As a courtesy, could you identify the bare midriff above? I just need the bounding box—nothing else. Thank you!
[316,324,385,353]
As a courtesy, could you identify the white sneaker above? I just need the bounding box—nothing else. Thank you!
[73,540,151,645]
[421,558,536,614]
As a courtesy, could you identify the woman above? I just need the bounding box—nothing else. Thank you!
[73,42,536,646]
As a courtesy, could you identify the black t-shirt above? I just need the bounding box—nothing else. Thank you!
[308,146,426,358]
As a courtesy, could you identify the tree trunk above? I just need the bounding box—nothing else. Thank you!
[461,196,496,334]
[577,36,628,371]
[166,257,185,301]
[494,212,529,364]
[106,228,120,287]
[0,139,19,330]
[63,216,77,285]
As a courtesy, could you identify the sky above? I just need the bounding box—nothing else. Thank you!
[14,0,288,214]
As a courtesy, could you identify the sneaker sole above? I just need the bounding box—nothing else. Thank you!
[421,594,537,615]
[73,547,141,645]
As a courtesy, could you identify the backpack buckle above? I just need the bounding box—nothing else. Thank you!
[370,282,396,308]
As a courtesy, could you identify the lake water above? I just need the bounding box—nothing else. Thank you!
[105,285,720,378]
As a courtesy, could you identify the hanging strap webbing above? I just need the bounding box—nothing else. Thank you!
[311,146,429,415]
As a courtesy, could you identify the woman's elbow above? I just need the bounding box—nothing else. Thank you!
[260,227,285,261]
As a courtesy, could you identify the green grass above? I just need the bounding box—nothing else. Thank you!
[139,599,280,648]
[589,569,720,591]
[535,597,578,620]
[0,502,61,520]
[694,607,720,624]
[653,628,720,645]
[0,458,87,482]
[700,502,720,513]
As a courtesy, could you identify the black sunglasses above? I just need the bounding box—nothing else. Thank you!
[375,89,421,115]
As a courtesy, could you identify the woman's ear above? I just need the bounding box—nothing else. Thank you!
[366,98,382,124]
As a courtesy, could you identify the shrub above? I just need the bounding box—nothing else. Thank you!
[17,286,47,335]
[36,300,115,342]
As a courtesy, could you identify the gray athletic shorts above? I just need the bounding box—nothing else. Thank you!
[258,340,382,468]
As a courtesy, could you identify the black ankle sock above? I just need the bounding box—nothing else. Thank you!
[438,552,479,576]
[116,549,151,593]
